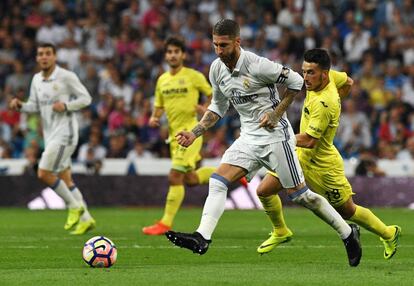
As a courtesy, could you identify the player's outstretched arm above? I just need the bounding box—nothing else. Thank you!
[176,110,220,147]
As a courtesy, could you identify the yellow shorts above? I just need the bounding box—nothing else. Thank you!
[170,136,202,173]
[268,164,354,208]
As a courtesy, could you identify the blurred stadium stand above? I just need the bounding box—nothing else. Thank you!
[0,0,413,165]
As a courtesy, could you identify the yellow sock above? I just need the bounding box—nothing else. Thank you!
[195,166,216,184]
[349,205,394,239]
[258,194,289,236]
[160,185,185,227]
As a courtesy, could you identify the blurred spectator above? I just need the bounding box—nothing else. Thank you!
[378,106,411,146]
[85,26,115,64]
[35,14,64,45]
[338,99,372,158]
[108,98,128,131]
[355,149,386,177]
[4,61,30,96]
[396,136,414,160]
[77,133,107,163]
[106,130,128,158]
[56,37,81,71]
[127,140,154,160]
[23,146,39,176]
[344,23,370,72]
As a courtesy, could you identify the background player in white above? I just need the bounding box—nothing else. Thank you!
[10,43,96,235]
[165,19,361,266]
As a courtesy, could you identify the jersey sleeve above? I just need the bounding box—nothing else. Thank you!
[66,72,92,111]
[207,64,229,117]
[194,71,212,97]
[21,76,40,113]
[154,77,164,108]
[253,58,304,91]
[329,70,348,89]
[305,100,332,139]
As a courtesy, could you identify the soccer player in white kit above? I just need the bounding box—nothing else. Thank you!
[165,19,361,266]
[10,43,96,235]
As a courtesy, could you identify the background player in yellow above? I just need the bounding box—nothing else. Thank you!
[256,48,401,260]
[142,36,215,235]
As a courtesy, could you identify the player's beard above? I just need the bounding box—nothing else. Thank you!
[308,75,323,91]
[219,49,237,66]
[41,62,55,74]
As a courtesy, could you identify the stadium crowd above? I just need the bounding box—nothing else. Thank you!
[0,0,413,174]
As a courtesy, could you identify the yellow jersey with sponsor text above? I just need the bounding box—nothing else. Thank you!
[154,67,212,137]
[297,70,347,170]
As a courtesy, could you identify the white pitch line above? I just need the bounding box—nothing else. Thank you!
[2,244,414,249]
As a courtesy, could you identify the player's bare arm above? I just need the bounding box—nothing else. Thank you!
[176,110,220,147]
[295,132,318,148]
[338,77,353,99]
[9,98,23,111]
[259,88,300,129]
[149,107,164,128]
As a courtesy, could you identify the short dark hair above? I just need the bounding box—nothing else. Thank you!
[213,19,240,38]
[164,36,186,53]
[37,42,56,54]
[303,48,331,70]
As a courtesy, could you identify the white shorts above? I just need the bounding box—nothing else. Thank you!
[39,144,76,173]
[221,138,304,188]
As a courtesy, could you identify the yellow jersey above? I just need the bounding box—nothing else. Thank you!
[154,67,212,137]
[297,70,347,170]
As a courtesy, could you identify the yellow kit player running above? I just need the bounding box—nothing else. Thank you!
[256,48,401,259]
[142,36,215,235]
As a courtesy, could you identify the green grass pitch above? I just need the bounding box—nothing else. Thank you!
[1,207,413,285]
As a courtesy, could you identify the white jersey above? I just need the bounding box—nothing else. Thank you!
[208,49,303,145]
[22,65,91,146]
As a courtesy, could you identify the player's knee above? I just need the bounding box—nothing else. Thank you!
[37,169,47,181]
[168,170,185,185]
[256,185,273,197]
[209,173,230,193]
[289,187,322,209]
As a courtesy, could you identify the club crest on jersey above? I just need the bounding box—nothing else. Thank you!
[53,84,59,91]
[179,79,185,85]
[243,78,250,89]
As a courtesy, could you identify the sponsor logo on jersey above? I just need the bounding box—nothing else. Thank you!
[162,87,188,95]
[230,90,258,105]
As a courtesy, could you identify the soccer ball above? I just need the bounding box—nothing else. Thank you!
[82,236,117,268]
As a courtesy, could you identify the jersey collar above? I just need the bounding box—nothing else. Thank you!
[231,48,245,77]
[41,65,60,82]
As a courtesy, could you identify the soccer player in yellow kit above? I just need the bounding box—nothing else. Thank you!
[256,48,401,260]
[142,36,215,235]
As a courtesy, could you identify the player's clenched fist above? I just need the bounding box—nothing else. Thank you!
[176,131,196,147]
[9,98,23,110]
